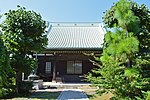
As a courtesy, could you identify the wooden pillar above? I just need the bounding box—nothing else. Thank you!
[52,61,56,82]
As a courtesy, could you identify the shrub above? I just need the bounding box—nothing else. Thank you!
[18,81,33,95]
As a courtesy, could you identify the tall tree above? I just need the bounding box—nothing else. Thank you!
[87,0,150,99]
[0,25,14,98]
[1,6,48,92]
[114,0,139,68]
[103,0,150,61]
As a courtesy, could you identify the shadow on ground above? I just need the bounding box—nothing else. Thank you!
[29,91,61,99]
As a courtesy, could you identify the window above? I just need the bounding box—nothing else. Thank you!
[46,62,51,74]
[67,61,82,74]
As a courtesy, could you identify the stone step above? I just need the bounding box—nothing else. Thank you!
[42,82,97,90]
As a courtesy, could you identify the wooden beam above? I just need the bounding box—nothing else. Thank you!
[52,61,56,82]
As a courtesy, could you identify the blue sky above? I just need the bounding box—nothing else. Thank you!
[0,0,150,22]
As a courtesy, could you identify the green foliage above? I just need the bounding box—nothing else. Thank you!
[18,81,33,95]
[0,29,15,98]
[87,0,150,99]
[1,6,48,95]
[103,30,139,58]
[87,30,148,99]
[114,0,139,33]
[134,0,150,77]
[1,6,47,53]
[103,0,150,60]
[136,91,150,100]
[1,5,47,74]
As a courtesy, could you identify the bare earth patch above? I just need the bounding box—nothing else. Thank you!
[80,85,114,100]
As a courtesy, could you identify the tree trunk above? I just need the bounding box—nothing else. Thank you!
[126,58,130,67]
[16,70,22,93]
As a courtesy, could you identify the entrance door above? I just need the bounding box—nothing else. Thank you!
[45,62,51,74]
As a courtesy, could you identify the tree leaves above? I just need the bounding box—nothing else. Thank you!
[1,6,48,54]
[103,0,150,58]
[0,32,14,98]
[87,0,150,99]
[103,29,139,60]
[114,0,139,33]
[0,7,48,94]
[124,68,139,78]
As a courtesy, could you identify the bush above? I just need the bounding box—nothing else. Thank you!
[18,81,33,95]
[0,84,16,99]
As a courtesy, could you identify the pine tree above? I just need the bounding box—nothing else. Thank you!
[86,0,150,99]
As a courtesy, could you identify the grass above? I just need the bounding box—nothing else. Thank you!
[11,91,61,100]
[80,85,114,100]
[87,93,114,100]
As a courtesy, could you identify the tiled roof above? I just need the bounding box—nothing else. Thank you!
[46,22,105,50]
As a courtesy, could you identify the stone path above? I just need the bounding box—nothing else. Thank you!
[57,89,89,100]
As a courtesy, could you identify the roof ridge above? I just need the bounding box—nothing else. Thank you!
[48,22,102,23]
[49,22,103,27]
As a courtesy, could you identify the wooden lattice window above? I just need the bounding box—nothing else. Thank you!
[45,62,51,74]
[67,61,82,74]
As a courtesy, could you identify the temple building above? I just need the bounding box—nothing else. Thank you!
[36,22,105,82]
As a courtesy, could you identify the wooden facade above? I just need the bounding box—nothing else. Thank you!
[37,52,100,82]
